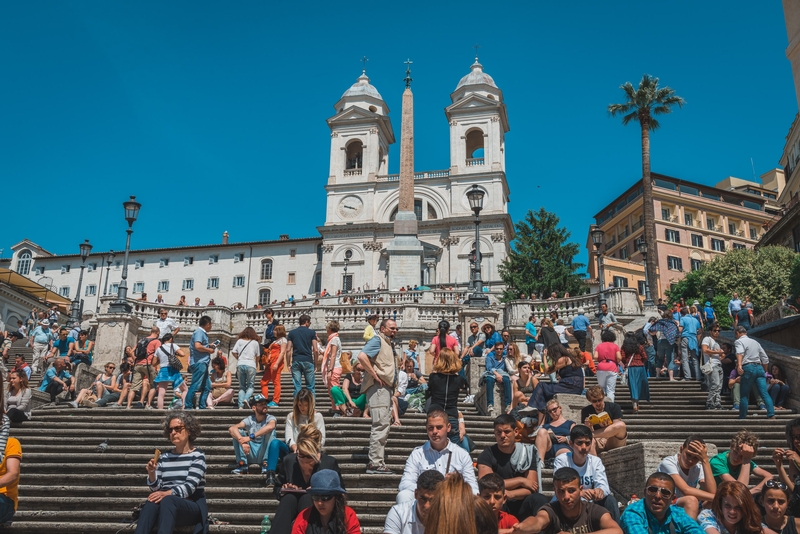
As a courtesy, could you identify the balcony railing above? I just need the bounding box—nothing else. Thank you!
[632,220,643,231]
[378,170,450,182]
[466,158,485,166]
[343,168,362,177]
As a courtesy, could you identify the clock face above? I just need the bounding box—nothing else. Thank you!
[337,195,364,219]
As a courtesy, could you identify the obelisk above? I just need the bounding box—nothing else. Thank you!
[387,60,424,290]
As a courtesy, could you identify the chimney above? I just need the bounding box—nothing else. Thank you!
[222,231,229,245]
[279,234,289,241]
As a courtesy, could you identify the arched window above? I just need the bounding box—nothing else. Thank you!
[345,139,363,169]
[16,250,31,276]
[465,129,485,162]
[258,289,271,306]
[427,204,438,220]
[317,244,323,262]
[314,271,322,294]
[260,259,273,280]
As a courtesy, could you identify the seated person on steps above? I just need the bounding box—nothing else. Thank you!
[709,429,771,497]
[656,436,717,520]
[479,473,522,533]
[229,393,277,478]
[580,386,627,455]
[383,470,444,534]
[620,472,706,534]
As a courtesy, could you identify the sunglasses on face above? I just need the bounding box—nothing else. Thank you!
[311,495,334,503]
[766,479,788,490]
[298,453,315,461]
[646,486,673,498]
[169,425,185,434]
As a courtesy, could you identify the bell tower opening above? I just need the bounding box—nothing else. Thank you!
[345,139,363,170]
[465,129,485,164]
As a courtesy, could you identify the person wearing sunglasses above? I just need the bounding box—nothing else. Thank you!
[290,469,360,534]
[697,480,763,534]
[135,411,206,534]
[620,472,704,534]
[761,478,800,534]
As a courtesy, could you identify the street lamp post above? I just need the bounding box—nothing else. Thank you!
[466,185,489,308]
[590,225,606,307]
[109,196,141,314]
[70,239,93,325]
[97,250,116,313]
[636,238,655,308]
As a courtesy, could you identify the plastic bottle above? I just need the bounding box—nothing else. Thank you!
[260,515,271,533]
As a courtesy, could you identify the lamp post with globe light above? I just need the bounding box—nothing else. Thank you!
[109,196,141,314]
[590,225,606,307]
[467,185,489,308]
[636,237,655,308]
[69,239,93,325]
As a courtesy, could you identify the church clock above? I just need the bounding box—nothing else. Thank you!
[337,195,364,220]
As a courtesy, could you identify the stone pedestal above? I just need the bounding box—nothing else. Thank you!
[387,231,423,290]
[93,313,143,368]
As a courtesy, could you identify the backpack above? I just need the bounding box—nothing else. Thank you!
[134,337,151,362]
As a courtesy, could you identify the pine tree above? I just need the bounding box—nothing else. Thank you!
[499,208,587,301]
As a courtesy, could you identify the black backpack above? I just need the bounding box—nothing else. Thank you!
[134,337,150,362]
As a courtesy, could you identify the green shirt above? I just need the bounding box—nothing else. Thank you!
[709,451,757,484]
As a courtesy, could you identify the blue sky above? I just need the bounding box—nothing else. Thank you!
[1,1,795,271]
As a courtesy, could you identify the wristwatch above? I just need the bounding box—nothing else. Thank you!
[249,433,256,441]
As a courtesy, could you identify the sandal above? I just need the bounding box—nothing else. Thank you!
[392,420,402,427]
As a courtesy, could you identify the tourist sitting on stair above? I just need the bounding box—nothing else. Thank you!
[477,414,549,523]
[74,362,116,407]
[291,469,361,534]
[657,436,718,519]
[112,362,138,408]
[580,386,628,455]
[697,481,762,534]
[95,363,124,407]
[483,341,512,417]
[265,388,326,480]
[39,357,74,403]
[48,327,76,366]
[384,470,444,534]
[760,476,800,534]
[135,411,207,534]
[330,361,366,417]
[510,466,622,534]
[552,425,620,522]
[12,355,30,381]
[727,367,766,412]
[620,472,705,534]
[271,424,342,534]
[533,399,575,464]
[709,430,771,496]
[206,356,234,408]
[229,393,277,478]
[478,473,521,530]
[519,344,584,427]
[397,409,478,503]
[69,330,93,373]
[5,370,31,424]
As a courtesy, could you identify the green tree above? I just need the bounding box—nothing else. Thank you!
[608,75,685,302]
[790,255,800,299]
[499,208,587,301]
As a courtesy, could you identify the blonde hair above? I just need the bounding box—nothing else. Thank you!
[506,342,520,367]
[293,388,316,427]
[426,472,478,534]
[296,424,322,458]
[408,340,418,349]
[433,348,461,374]
[340,351,352,374]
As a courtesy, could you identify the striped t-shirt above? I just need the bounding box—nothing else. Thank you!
[147,449,206,499]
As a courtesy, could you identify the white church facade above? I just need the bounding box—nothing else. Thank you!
[9,59,514,311]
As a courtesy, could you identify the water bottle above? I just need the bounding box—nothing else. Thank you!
[260,514,271,533]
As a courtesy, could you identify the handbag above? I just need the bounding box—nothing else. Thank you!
[162,345,183,371]
[701,361,714,375]
[620,353,635,387]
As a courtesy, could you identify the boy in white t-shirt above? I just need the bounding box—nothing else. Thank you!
[657,436,717,519]
[701,326,726,410]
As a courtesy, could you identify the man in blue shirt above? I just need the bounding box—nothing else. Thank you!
[287,314,319,398]
[484,342,511,417]
[728,292,742,320]
[28,319,54,375]
[570,308,592,352]
[49,327,75,361]
[621,472,704,534]
[39,358,74,403]
[185,315,218,410]
[525,316,538,356]
[678,308,700,381]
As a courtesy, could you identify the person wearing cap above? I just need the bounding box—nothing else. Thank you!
[28,319,54,375]
[290,469,361,534]
[570,308,592,352]
[228,394,276,477]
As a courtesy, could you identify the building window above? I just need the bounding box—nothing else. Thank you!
[61,265,71,274]
[260,259,273,280]
[691,234,703,248]
[134,259,144,269]
[728,223,737,235]
[711,238,725,252]
[684,214,693,226]
[233,275,245,288]
[733,243,747,250]
[316,244,323,262]
[414,199,423,221]
[667,256,683,271]
[85,285,97,296]
[314,271,322,294]
[691,259,703,271]
[619,245,629,260]
[207,277,219,289]
[208,255,219,265]
[707,218,715,231]
[637,280,646,295]
[233,253,244,263]
[665,229,680,243]
[661,208,671,221]
[34,266,44,276]
[59,286,70,297]
[612,276,629,288]
[258,289,271,306]
[87,263,98,272]
[750,228,757,240]
[182,279,194,291]
[16,251,32,275]
[159,258,169,268]
[133,282,145,293]
[158,280,170,292]
[290,249,296,258]
[115,261,121,270]
[343,274,353,292]
[110,283,119,295]
[287,272,296,285]
[184,256,194,266]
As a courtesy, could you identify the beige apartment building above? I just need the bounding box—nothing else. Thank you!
[587,172,782,299]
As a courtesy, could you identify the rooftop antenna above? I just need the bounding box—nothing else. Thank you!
[473,43,481,62]
[361,56,368,74]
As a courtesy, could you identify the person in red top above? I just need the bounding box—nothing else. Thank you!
[291,469,361,534]
[430,320,459,365]
[478,473,519,532]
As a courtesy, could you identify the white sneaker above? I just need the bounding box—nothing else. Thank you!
[487,406,495,417]
[463,394,475,405]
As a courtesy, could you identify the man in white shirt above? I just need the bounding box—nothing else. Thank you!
[396,409,478,503]
[553,424,619,522]
[384,470,443,534]
[154,309,180,339]
[734,326,774,419]
[657,436,717,519]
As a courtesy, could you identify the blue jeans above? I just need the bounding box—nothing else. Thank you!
[186,362,211,409]
[291,361,316,398]
[237,365,256,408]
[232,429,269,465]
[459,355,470,381]
[266,439,290,471]
[769,383,790,408]
[680,338,701,381]
[656,339,672,371]
[486,374,512,407]
[739,364,774,418]
[0,494,14,523]
[645,345,656,377]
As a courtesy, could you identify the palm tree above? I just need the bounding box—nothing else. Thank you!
[608,74,685,302]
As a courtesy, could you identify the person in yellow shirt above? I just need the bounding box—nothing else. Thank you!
[363,315,378,342]
[0,436,22,522]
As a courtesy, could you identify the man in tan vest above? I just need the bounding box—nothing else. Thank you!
[358,318,398,474]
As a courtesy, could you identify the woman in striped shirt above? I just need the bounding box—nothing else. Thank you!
[135,411,208,534]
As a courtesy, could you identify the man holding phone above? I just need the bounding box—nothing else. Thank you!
[185,316,218,410]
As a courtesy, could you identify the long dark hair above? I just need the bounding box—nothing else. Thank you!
[308,494,347,533]
[711,481,762,534]
[621,332,640,357]
[437,321,449,351]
